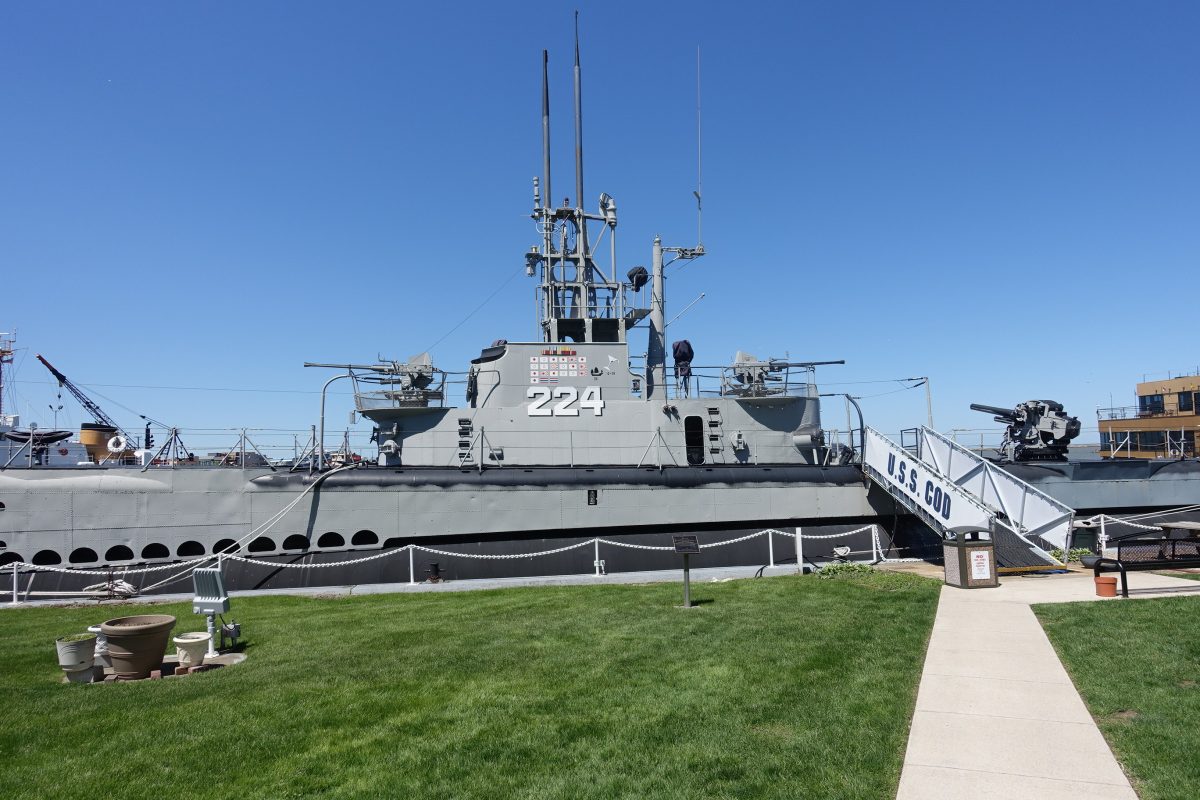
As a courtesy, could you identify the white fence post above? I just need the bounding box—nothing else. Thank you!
[795,527,804,574]
[594,539,601,576]
[408,546,416,585]
[768,531,775,568]
[11,563,17,605]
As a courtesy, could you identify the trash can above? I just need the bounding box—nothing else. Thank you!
[943,531,999,589]
[1070,530,1098,554]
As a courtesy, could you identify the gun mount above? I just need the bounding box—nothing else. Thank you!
[970,400,1081,462]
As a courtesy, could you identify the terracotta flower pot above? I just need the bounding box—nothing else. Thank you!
[1095,576,1118,598]
[100,614,176,679]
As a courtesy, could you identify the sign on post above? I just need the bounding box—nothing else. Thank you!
[671,535,700,555]
[672,535,700,608]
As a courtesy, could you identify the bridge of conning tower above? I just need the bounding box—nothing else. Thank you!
[525,193,650,345]
[524,46,649,346]
[863,427,1074,568]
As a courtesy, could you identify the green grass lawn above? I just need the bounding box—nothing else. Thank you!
[0,571,938,800]
[1036,597,1200,800]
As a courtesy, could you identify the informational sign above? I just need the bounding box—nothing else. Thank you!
[863,429,992,535]
[672,535,701,555]
[970,550,992,580]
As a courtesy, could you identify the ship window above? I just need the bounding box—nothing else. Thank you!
[1139,394,1164,415]
[177,541,205,557]
[141,543,169,559]
[1099,432,1111,450]
[282,534,310,551]
[1137,431,1165,451]
[212,539,239,555]
[351,530,378,546]
[0,501,5,510]
[593,319,620,342]
[0,552,21,566]
[684,415,705,466]
[69,548,98,564]
[34,550,63,565]
[317,532,344,548]
[248,537,276,553]
[1179,392,1194,413]
[105,545,134,561]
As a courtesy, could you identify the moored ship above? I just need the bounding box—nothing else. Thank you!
[0,41,901,596]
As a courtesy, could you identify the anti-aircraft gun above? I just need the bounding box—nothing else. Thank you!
[969,400,1082,462]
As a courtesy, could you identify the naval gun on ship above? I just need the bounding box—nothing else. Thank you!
[970,400,1081,462]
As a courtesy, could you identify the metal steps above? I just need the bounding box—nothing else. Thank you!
[863,427,1072,567]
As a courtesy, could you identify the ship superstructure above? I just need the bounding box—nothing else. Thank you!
[311,41,840,474]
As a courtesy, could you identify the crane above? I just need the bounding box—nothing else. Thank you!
[36,354,135,444]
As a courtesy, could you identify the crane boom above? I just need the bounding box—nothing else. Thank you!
[35,354,130,437]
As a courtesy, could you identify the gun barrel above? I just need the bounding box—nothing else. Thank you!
[970,403,1016,419]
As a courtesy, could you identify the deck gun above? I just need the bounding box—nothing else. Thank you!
[969,400,1081,462]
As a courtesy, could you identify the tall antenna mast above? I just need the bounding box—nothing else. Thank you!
[541,50,552,215]
[694,45,703,249]
[573,10,588,257]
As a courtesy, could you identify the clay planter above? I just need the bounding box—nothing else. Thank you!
[1095,576,1118,598]
[174,632,212,669]
[100,614,176,679]
[55,633,97,673]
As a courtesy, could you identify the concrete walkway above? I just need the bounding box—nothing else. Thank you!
[896,570,1200,799]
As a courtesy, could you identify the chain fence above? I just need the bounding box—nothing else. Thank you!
[6,524,909,603]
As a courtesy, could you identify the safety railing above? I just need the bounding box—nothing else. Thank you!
[4,524,912,603]
[1098,405,1197,421]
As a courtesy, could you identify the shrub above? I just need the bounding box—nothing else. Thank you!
[816,562,877,579]
[1049,547,1093,563]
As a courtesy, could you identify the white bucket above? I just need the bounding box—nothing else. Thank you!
[55,635,97,672]
[174,632,212,669]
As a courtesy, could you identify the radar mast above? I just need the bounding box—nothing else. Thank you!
[525,24,648,345]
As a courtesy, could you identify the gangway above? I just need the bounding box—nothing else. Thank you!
[863,427,1073,567]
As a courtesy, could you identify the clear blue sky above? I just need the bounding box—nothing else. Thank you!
[2,2,1198,449]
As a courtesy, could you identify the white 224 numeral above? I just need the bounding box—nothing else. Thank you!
[527,386,604,416]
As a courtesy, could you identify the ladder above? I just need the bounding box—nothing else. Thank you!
[863,427,1072,566]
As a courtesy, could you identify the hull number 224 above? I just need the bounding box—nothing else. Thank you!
[527,386,604,416]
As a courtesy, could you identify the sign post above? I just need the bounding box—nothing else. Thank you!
[672,535,701,608]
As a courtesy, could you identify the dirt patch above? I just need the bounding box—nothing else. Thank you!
[1180,680,1196,689]
[1106,709,1140,724]
[751,722,795,740]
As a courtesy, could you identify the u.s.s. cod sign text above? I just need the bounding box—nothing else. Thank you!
[863,429,992,535]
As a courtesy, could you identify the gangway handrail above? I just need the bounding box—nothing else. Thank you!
[862,427,995,540]
[862,426,1067,566]
[915,427,1074,550]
